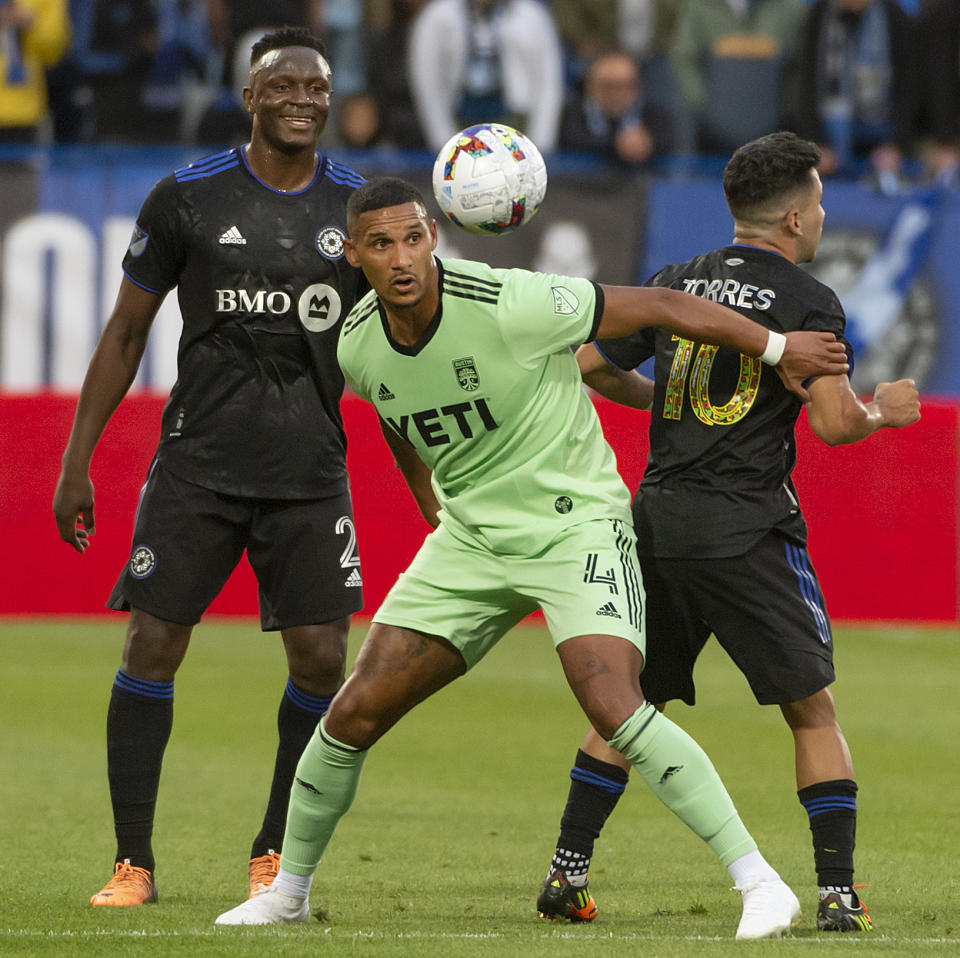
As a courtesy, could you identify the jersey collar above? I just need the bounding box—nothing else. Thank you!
[239,145,322,195]
[376,256,444,357]
[728,242,785,259]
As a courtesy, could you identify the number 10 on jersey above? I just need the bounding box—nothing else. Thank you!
[663,335,762,426]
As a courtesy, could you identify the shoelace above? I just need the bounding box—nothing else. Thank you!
[104,861,151,890]
[249,852,281,889]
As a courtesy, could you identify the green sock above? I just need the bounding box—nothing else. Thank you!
[279,718,367,876]
[608,703,756,867]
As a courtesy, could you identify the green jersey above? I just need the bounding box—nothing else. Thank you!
[338,257,632,555]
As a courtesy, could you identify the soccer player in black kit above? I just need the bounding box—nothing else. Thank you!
[537,132,920,933]
[52,28,367,906]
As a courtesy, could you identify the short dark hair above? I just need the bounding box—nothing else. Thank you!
[346,177,427,232]
[250,26,327,67]
[723,132,821,221]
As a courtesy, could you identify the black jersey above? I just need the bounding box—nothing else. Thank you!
[597,245,849,558]
[123,147,366,499]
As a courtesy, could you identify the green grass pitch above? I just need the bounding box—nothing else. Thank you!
[1,619,958,956]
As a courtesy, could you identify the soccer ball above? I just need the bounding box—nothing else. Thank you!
[432,123,548,236]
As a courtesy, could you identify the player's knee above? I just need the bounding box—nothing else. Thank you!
[289,643,347,691]
[582,690,647,741]
[283,621,349,691]
[121,610,192,680]
[781,686,838,730]
[323,682,390,750]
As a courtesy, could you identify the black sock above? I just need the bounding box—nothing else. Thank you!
[249,679,332,859]
[550,749,629,876]
[107,671,174,873]
[797,778,858,887]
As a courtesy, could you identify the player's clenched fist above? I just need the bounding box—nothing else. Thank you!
[873,379,921,429]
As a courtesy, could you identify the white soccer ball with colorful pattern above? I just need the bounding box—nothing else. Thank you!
[432,123,548,235]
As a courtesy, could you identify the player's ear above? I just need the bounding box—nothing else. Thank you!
[429,220,438,249]
[784,206,802,236]
[343,236,360,267]
[242,86,254,114]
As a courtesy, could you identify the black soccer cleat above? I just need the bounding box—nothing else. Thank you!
[537,868,598,922]
[817,888,872,932]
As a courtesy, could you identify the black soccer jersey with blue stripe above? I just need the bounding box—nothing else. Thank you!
[597,244,850,558]
[123,148,366,499]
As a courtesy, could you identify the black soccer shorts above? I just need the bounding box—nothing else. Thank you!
[107,460,363,629]
[638,529,836,706]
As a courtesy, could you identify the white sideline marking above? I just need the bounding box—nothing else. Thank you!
[2,928,960,945]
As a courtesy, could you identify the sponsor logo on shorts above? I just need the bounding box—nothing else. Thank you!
[315,226,346,260]
[554,496,573,514]
[595,601,620,618]
[344,568,363,588]
[130,544,156,579]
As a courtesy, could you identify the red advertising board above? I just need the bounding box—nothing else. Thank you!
[3,393,957,624]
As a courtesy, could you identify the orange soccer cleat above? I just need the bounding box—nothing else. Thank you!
[537,868,598,922]
[248,849,281,898]
[89,859,158,907]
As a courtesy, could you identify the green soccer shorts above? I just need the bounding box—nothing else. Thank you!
[373,516,645,669]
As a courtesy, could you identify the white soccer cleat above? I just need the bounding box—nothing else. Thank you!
[215,885,310,925]
[734,877,801,940]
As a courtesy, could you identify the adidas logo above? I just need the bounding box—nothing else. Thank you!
[596,601,621,618]
[218,225,246,245]
[378,382,395,401]
[658,764,683,785]
[344,568,362,588]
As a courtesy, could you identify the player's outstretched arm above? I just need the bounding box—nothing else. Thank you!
[595,285,848,399]
[805,375,921,446]
[596,285,772,349]
[378,416,441,529]
[575,344,654,410]
[53,277,163,552]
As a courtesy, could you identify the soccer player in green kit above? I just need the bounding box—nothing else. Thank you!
[215,177,848,937]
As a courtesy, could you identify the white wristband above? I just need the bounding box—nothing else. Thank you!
[759,330,786,365]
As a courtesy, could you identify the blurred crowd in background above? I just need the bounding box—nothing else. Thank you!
[1,0,959,191]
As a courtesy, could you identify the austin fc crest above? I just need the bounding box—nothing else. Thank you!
[453,357,479,391]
